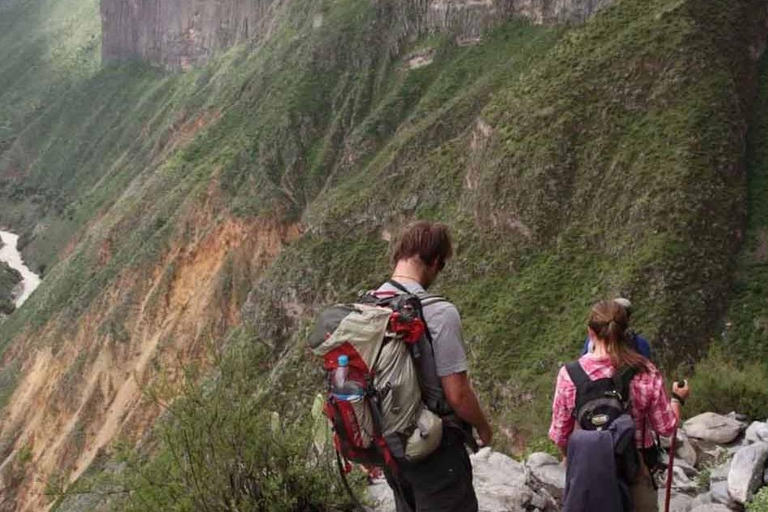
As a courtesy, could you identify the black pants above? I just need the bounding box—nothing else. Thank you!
[384,429,478,512]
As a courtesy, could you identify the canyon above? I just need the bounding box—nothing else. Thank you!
[1,0,768,510]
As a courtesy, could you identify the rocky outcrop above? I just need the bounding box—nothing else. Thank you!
[101,0,616,69]
[684,413,747,445]
[526,452,566,500]
[370,413,768,511]
[101,0,288,69]
[369,448,561,511]
[728,442,768,505]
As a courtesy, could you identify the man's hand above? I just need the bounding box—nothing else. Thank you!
[477,422,493,447]
[441,372,493,446]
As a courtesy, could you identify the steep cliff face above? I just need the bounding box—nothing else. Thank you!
[101,0,287,69]
[101,0,614,69]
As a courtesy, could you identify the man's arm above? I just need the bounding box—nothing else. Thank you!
[441,371,493,445]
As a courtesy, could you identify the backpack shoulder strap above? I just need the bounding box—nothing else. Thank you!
[386,279,411,294]
[612,366,637,402]
[418,293,447,307]
[565,362,590,389]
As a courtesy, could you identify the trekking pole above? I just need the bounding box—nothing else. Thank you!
[663,381,684,512]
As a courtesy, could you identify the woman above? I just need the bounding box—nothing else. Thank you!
[549,300,690,512]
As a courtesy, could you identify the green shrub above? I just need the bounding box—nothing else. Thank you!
[685,345,768,420]
[118,341,363,512]
[748,487,768,512]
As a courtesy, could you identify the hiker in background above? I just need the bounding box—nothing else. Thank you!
[550,300,690,512]
[378,221,492,512]
[582,298,663,478]
[582,298,651,359]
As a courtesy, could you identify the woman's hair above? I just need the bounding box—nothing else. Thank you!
[588,300,650,372]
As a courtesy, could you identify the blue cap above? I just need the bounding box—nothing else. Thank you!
[337,355,349,366]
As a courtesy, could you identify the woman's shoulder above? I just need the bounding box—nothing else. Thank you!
[633,360,663,385]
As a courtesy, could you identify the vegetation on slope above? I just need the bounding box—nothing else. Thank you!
[0,261,21,314]
[0,0,100,272]
[249,0,768,451]
[684,51,768,420]
[2,0,768,507]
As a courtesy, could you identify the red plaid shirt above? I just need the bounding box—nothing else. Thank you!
[548,354,678,449]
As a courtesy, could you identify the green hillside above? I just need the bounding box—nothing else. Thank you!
[0,0,767,508]
[0,261,20,314]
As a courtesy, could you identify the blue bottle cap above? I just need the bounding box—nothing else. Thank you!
[337,355,349,366]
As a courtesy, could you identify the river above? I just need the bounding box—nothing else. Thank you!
[0,230,41,307]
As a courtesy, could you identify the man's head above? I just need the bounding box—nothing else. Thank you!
[391,221,453,288]
[614,297,632,319]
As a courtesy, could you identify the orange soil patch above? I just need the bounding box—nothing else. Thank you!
[0,213,301,511]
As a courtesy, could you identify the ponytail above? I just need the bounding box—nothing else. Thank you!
[589,300,650,372]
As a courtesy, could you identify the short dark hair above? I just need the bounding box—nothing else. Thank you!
[391,221,453,267]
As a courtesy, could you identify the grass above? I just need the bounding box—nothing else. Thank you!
[0,261,21,314]
[2,0,768,505]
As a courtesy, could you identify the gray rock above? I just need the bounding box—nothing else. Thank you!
[525,452,566,500]
[689,505,734,512]
[727,442,768,504]
[657,492,693,512]
[745,421,768,444]
[671,465,700,493]
[661,451,699,478]
[684,413,746,444]
[689,492,713,508]
[370,448,544,512]
[710,480,735,507]
[764,467,768,484]
[709,460,731,484]
[727,411,749,423]
[473,450,536,512]
[678,433,699,467]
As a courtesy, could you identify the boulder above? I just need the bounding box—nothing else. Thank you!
[689,505,734,512]
[745,421,768,444]
[709,460,731,484]
[727,411,749,423]
[370,448,549,512]
[661,452,699,478]
[689,492,713,509]
[657,491,693,512]
[472,450,539,512]
[678,433,699,467]
[727,442,768,505]
[662,429,699,467]
[684,413,746,444]
[710,480,737,508]
[671,465,699,493]
[525,452,566,500]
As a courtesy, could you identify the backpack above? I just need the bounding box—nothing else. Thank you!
[565,363,641,505]
[308,284,446,472]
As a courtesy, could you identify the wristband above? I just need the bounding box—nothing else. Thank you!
[671,393,686,406]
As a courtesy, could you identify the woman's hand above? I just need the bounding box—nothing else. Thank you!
[673,380,690,402]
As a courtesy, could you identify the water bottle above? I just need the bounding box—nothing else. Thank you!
[333,355,364,400]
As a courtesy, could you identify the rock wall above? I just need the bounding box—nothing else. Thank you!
[101,0,614,69]
[101,0,287,69]
[425,0,613,39]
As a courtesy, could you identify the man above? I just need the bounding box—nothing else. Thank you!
[581,298,651,359]
[378,221,492,512]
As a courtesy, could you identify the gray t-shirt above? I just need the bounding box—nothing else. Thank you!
[377,279,469,417]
